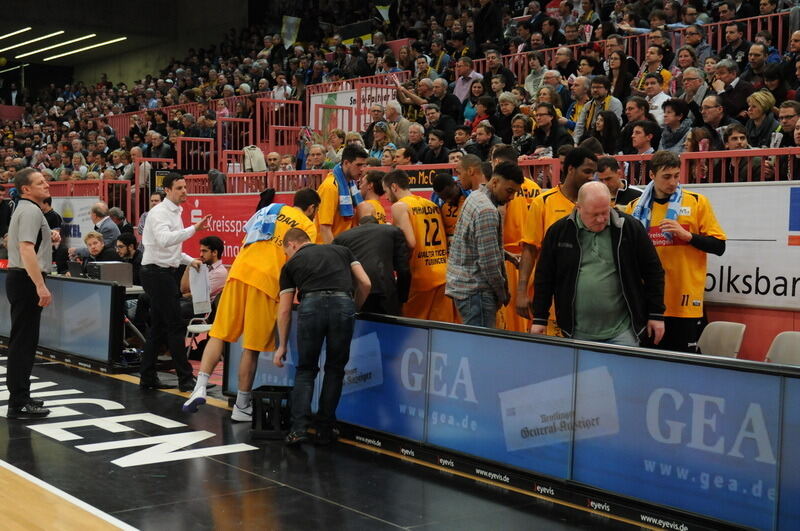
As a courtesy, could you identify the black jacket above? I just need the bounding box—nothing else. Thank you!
[531,124,574,153]
[532,208,665,340]
[333,223,410,315]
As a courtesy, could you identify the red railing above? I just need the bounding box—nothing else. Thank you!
[216,117,252,154]
[255,98,305,154]
[176,137,215,173]
[519,157,563,188]
[304,71,412,125]
[41,180,132,221]
[313,104,354,135]
[221,150,245,173]
[268,170,328,191]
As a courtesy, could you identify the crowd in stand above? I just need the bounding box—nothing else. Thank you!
[2,0,800,187]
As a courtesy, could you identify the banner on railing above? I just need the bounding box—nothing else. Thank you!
[308,84,396,130]
[688,182,800,310]
[52,196,101,250]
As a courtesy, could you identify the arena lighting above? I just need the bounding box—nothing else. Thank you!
[43,36,127,61]
[15,33,97,58]
[0,31,65,53]
[0,27,32,41]
[0,63,30,74]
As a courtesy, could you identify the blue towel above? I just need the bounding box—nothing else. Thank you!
[243,203,285,246]
[333,163,363,218]
[430,181,471,207]
[631,181,683,241]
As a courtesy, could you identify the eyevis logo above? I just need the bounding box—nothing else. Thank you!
[588,500,611,512]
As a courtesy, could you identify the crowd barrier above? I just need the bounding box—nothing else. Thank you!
[255,98,305,155]
[175,137,215,173]
[0,270,125,371]
[224,312,800,530]
[216,117,253,158]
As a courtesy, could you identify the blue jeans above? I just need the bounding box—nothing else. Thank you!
[574,327,640,347]
[454,291,498,328]
[290,292,356,433]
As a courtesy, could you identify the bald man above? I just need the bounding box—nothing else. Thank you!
[531,182,665,347]
[266,152,281,171]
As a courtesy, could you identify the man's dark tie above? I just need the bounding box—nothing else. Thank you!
[94,225,99,230]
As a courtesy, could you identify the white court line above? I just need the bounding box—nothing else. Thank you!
[0,459,138,530]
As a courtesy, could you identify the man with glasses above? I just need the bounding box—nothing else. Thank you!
[532,103,575,152]
[362,104,385,149]
[778,101,800,147]
[574,76,623,142]
[700,95,736,150]
[678,67,710,124]
[553,47,578,79]
[676,25,711,66]
[648,30,674,70]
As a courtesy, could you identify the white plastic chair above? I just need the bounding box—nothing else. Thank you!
[764,332,800,366]
[696,321,746,358]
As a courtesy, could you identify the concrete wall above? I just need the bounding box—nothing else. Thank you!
[22,0,249,86]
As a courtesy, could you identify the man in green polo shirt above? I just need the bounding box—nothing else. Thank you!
[531,182,666,347]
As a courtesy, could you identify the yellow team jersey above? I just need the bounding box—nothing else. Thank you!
[315,174,355,241]
[626,191,726,318]
[506,178,542,254]
[521,186,575,250]
[364,199,387,224]
[440,195,466,241]
[399,194,448,292]
[228,205,317,299]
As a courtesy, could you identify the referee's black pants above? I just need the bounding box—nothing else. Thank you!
[5,269,44,408]
[139,265,193,386]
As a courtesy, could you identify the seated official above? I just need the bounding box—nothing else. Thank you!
[69,231,119,275]
[179,236,227,319]
[115,232,142,285]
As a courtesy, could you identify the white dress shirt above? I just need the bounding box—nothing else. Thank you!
[141,199,195,267]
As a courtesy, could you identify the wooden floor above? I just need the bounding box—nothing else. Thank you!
[0,456,132,530]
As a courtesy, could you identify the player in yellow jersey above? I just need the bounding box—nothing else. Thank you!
[517,147,597,333]
[356,170,387,223]
[383,169,455,322]
[431,173,467,243]
[183,189,320,421]
[491,144,542,332]
[626,150,726,352]
[314,145,369,243]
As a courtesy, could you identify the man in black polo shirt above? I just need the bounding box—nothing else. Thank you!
[274,228,371,446]
[334,216,411,316]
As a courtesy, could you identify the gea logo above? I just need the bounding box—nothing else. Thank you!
[646,388,776,464]
[589,500,611,512]
[400,349,478,404]
[535,485,555,496]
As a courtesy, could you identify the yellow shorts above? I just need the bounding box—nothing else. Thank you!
[404,284,455,323]
[501,261,530,333]
[210,279,278,352]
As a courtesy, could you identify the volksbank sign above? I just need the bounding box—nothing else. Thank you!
[690,182,800,310]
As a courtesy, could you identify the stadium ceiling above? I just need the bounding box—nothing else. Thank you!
[0,23,158,69]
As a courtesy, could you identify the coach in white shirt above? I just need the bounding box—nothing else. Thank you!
[139,173,211,391]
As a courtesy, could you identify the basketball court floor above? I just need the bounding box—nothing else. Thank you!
[0,356,636,530]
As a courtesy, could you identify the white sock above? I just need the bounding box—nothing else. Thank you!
[236,390,251,410]
[195,372,210,392]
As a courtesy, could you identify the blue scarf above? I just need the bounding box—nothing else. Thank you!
[631,181,683,241]
[430,183,470,207]
[243,203,285,246]
[333,163,363,217]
